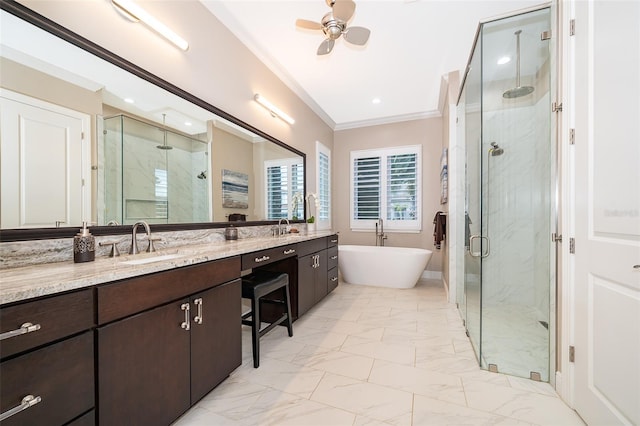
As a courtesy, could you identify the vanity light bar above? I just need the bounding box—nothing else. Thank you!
[254,94,295,125]
[111,0,189,51]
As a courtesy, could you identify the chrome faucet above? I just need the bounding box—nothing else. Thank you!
[129,221,151,254]
[278,218,290,236]
[375,217,387,246]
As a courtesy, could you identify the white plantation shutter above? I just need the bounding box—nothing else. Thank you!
[319,150,330,220]
[265,160,304,220]
[350,146,421,231]
[386,153,418,221]
[353,156,381,220]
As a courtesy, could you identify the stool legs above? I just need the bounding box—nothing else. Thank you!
[251,297,261,368]
[284,285,293,338]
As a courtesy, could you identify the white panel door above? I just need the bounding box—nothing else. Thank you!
[0,90,89,228]
[573,1,640,425]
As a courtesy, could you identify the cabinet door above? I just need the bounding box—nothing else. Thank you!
[98,300,191,425]
[190,279,241,404]
[314,250,328,303]
[297,254,316,317]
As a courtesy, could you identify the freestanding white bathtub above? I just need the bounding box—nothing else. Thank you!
[338,245,433,289]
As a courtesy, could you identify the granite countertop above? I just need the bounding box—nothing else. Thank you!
[1,231,335,305]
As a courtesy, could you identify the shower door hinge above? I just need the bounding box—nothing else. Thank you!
[541,30,551,41]
[570,128,575,145]
[552,102,563,112]
[569,345,575,362]
[569,19,576,36]
[552,233,562,243]
[569,237,576,254]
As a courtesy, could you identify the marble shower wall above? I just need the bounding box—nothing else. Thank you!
[481,92,552,320]
[101,116,210,225]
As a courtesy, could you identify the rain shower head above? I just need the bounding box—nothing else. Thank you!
[156,113,173,150]
[503,30,535,99]
[489,142,504,156]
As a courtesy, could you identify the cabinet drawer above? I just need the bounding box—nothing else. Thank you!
[328,267,339,293]
[0,289,94,359]
[98,256,240,324]
[241,244,297,270]
[327,246,338,270]
[0,331,94,426]
[327,234,339,247]
[296,238,327,257]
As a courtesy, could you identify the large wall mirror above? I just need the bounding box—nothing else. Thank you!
[0,1,305,241]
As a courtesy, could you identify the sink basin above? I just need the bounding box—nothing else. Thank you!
[120,253,184,265]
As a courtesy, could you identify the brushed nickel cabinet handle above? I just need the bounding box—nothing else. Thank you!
[0,322,41,341]
[194,298,203,325]
[254,255,270,263]
[331,277,338,282]
[330,255,338,260]
[180,303,190,331]
[0,395,42,421]
[330,239,338,243]
[283,249,296,255]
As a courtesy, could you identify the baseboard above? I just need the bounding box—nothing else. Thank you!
[421,270,442,280]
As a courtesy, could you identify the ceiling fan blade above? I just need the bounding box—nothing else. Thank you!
[344,26,370,45]
[296,18,323,30]
[317,39,335,55]
[332,0,355,22]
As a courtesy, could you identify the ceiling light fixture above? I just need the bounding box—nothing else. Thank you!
[111,0,189,51]
[253,94,295,125]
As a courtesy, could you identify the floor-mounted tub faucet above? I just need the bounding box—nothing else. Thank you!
[375,218,387,246]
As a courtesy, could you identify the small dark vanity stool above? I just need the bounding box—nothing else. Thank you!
[241,270,293,367]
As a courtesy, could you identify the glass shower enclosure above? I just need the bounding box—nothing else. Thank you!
[100,114,211,225]
[456,6,555,381]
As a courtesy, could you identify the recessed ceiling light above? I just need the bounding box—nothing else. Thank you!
[372,97,381,104]
[124,98,135,103]
[497,56,511,65]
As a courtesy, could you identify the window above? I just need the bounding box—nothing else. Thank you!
[350,145,421,231]
[265,159,304,220]
[316,141,331,229]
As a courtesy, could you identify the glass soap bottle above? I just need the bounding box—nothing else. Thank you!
[74,221,95,263]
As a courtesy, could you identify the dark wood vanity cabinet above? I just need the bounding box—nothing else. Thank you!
[96,257,242,425]
[0,289,95,426]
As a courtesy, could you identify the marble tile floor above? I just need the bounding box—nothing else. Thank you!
[173,279,584,426]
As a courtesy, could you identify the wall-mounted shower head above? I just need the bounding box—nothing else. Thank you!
[197,171,207,180]
[503,30,535,99]
[489,142,504,156]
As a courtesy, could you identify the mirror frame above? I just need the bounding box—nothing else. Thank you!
[0,0,306,242]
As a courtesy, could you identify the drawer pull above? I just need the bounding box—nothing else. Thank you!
[0,322,41,341]
[330,255,338,260]
[283,249,296,255]
[194,298,203,325]
[180,303,190,331]
[331,277,338,282]
[0,394,42,421]
[254,255,270,263]
[330,239,338,243]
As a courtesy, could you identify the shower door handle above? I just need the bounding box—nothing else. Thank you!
[469,235,490,258]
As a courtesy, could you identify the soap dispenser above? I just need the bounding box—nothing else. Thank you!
[74,221,95,263]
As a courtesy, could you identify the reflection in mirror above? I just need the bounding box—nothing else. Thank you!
[0,3,305,231]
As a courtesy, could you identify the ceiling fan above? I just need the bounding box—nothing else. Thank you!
[295,0,371,55]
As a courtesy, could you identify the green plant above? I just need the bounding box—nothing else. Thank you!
[307,216,315,224]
